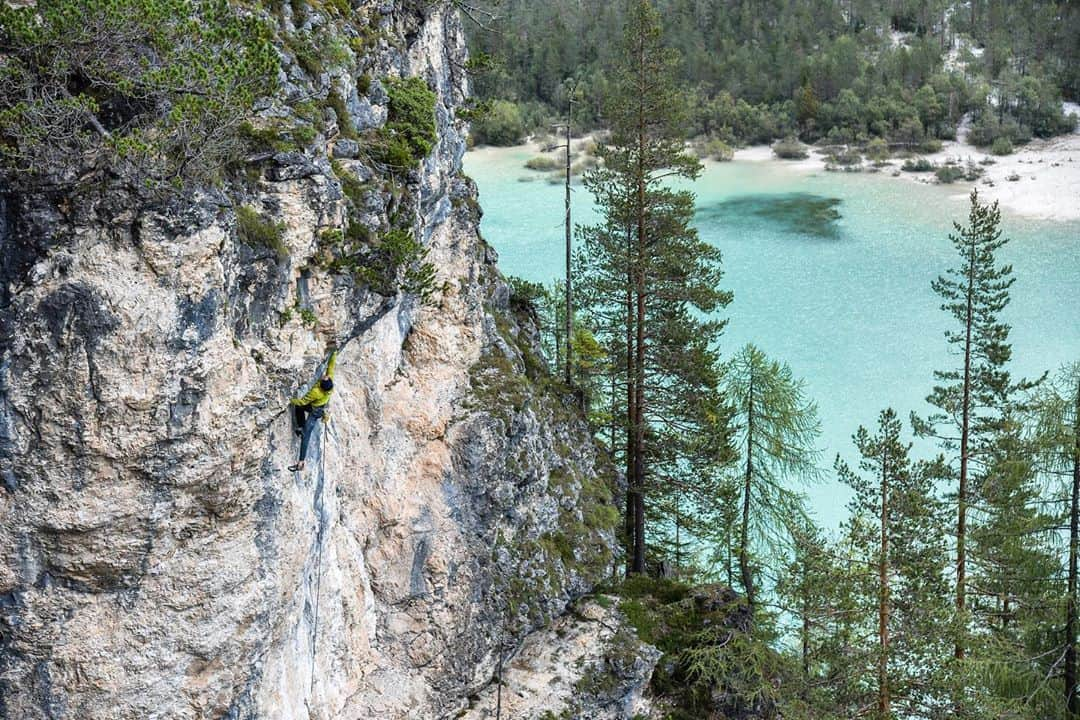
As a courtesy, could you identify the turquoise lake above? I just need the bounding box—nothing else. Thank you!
[463,146,1080,530]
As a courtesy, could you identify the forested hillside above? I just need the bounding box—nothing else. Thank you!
[466,0,1079,149]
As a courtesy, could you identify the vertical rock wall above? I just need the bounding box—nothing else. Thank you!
[0,2,656,719]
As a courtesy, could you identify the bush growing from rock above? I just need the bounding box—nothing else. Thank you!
[327,89,358,140]
[508,276,550,314]
[377,77,438,170]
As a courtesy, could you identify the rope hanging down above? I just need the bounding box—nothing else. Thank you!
[309,401,334,692]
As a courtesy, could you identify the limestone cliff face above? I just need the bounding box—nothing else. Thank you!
[0,2,656,718]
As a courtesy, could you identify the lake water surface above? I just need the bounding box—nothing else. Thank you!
[464,147,1080,529]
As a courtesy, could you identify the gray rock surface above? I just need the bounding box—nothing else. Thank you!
[0,2,655,719]
[461,597,660,720]
[331,140,361,159]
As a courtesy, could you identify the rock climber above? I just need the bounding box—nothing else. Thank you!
[288,343,338,472]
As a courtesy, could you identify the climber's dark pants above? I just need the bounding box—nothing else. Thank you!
[293,403,325,463]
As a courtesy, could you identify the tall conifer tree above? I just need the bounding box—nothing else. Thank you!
[577,0,731,574]
[1031,362,1080,717]
[838,409,951,720]
[720,344,820,606]
[916,189,1020,662]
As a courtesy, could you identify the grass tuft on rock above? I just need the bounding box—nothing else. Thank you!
[236,206,288,259]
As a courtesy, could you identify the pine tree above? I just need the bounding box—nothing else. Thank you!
[917,189,1056,717]
[648,457,734,582]
[1031,362,1080,718]
[577,0,731,574]
[647,389,739,582]
[776,522,834,716]
[721,344,820,607]
[915,189,1021,663]
[837,409,951,720]
[966,407,1061,719]
[776,521,868,719]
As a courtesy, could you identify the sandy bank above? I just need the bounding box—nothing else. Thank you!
[472,126,1080,223]
[735,131,1080,223]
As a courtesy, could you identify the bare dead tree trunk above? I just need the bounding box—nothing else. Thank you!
[630,27,648,576]
[564,88,574,386]
[802,572,811,703]
[676,493,685,574]
[625,225,636,576]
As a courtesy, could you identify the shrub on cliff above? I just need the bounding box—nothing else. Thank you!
[0,0,278,188]
[322,222,436,302]
[236,206,287,259]
[376,76,438,171]
[508,276,550,313]
[613,577,780,718]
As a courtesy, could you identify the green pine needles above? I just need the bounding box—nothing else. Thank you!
[376,76,438,171]
[0,0,278,187]
[321,160,438,302]
[721,344,821,608]
[318,222,436,302]
[576,0,733,576]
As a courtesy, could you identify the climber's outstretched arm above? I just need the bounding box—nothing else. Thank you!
[291,386,321,406]
[324,349,338,379]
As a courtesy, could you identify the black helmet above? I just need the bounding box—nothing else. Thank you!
[320,377,334,391]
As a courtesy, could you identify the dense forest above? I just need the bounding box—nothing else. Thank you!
[495,1,1080,717]
[465,0,1079,153]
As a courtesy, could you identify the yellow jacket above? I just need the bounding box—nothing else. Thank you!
[291,351,338,408]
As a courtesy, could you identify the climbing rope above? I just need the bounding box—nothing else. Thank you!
[287,342,346,694]
[309,421,329,693]
[495,630,504,720]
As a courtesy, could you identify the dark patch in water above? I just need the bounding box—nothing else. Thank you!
[699,193,843,239]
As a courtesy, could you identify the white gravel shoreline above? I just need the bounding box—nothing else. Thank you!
[472,121,1080,224]
[734,131,1080,223]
